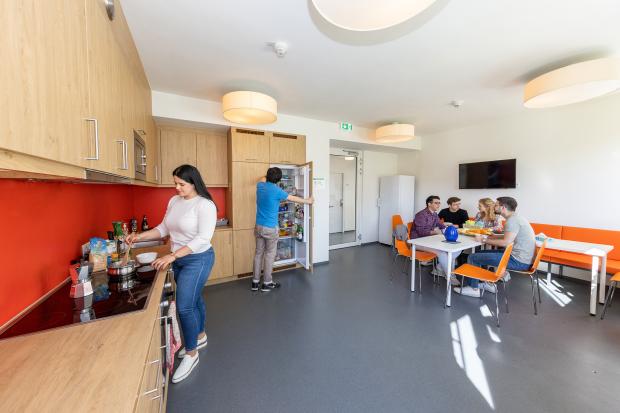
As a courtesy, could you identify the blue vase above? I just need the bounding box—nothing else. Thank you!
[444,226,459,242]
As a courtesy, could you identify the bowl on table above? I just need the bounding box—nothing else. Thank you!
[136,252,157,265]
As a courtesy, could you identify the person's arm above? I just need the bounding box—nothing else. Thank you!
[257,176,266,184]
[287,194,314,205]
[476,230,516,248]
[126,198,174,246]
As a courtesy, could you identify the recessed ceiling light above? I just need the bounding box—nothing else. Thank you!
[524,57,620,108]
[311,0,437,32]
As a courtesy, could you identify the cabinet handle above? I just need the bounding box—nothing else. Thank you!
[142,359,162,395]
[155,165,158,181]
[140,153,147,167]
[84,118,99,160]
[123,140,129,170]
[116,140,128,170]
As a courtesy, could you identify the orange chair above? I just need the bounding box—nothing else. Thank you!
[391,215,404,250]
[407,222,439,284]
[601,272,620,319]
[391,238,437,291]
[453,244,514,326]
[510,240,547,315]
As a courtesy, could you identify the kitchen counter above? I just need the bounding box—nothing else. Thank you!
[0,268,167,412]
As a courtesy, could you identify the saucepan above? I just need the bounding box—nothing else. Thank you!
[107,260,137,276]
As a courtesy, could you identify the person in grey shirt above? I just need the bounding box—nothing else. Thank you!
[455,197,536,298]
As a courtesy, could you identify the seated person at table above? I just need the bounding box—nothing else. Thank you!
[455,196,535,298]
[411,195,460,284]
[474,197,504,230]
[438,197,469,228]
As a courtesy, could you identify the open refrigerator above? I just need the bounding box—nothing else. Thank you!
[272,162,313,270]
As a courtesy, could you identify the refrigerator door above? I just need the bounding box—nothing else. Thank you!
[295,162,313,270]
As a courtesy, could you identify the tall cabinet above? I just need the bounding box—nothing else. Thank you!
[228,127,309,276]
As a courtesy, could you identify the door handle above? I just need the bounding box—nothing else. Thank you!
[84,118,99,160]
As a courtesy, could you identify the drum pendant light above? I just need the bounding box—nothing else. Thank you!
[524,57,620,108]
[374,123,415,143]
[222,91,277,124]
[311,0,437,32]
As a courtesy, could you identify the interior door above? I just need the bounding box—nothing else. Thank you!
[329,173,344,233]
[295,162,313,270]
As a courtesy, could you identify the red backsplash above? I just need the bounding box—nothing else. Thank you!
[0,179,227,328]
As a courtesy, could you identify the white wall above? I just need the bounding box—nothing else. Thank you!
[361,151,399,243]
[414,93,620,230]
[152,91,422,263]
[330,156,357,232]
[414,93,620,281]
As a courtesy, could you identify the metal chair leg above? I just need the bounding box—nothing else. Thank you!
[389,254,399,281]
[601,282,617,320]
[502,280,509,313]
[495,285,500,327]
[530,276,538,315]
[536,272,542,303]
[418,261,422,292]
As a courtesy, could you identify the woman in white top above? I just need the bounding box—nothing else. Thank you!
[127,164,217,383]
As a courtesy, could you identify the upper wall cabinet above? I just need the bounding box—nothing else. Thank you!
[1,0,153,179]
[0,0,90,167]
[159,128,197,185]
[197,131,228,186]
[159,126,229,187]
[229,128,270,163]
[270,133,306,165]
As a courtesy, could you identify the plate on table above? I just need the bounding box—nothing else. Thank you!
[460,228,493,237]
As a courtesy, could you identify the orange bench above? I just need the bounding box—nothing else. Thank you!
[530,223,620,277]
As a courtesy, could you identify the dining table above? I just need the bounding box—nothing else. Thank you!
[537,237,614,316]
[407,234,481,307]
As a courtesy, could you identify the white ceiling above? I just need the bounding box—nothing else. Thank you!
[122,0,620,135]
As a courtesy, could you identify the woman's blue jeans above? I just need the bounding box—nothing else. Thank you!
[172,248,215,351]
[465,249,531,288]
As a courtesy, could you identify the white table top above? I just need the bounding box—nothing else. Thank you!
[407,234,481,252]
[537,238,614,257]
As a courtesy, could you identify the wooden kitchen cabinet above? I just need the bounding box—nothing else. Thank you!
[233,229,257,275]
[229,128,270,163]
[231,162,268,229]
[159,128,197,185]
[0,0,90,167]
[270,133,306,165]
[197,131,228,186]
[145,117,160,184]
[210,230,234,280]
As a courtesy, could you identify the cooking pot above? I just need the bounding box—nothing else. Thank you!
[107,260,137,276]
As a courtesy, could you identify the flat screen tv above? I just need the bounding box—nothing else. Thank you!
[459,159,516,189]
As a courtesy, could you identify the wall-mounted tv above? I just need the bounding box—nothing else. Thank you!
[459,159,516,189]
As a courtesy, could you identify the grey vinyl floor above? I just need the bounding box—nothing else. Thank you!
[167,244,620,413]
[329,230,357,245]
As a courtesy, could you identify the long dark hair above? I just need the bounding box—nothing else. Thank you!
[172,164,215,204]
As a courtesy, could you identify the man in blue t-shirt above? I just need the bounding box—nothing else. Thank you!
[252,167,314,292]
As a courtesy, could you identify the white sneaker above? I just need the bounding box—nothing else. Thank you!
[172,353,199,383]
[178,334,208,359]
[483,282,497,294]
[458,286,481,298]
[450,276,461,286]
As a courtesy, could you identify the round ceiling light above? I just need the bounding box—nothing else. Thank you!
[374,123,415,143]
[222,91,277,124]
[311,0,437,32]
[524,57,620,108]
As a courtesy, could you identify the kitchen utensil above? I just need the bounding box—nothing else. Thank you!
[69,262,93,298]
[107,260,137,276]
[136,252,157,264]
[121,236,133,265]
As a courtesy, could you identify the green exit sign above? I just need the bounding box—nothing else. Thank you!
[340,122,353,131]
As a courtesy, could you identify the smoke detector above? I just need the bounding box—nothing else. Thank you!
[450,100,464,108]
[267,41,289,58]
